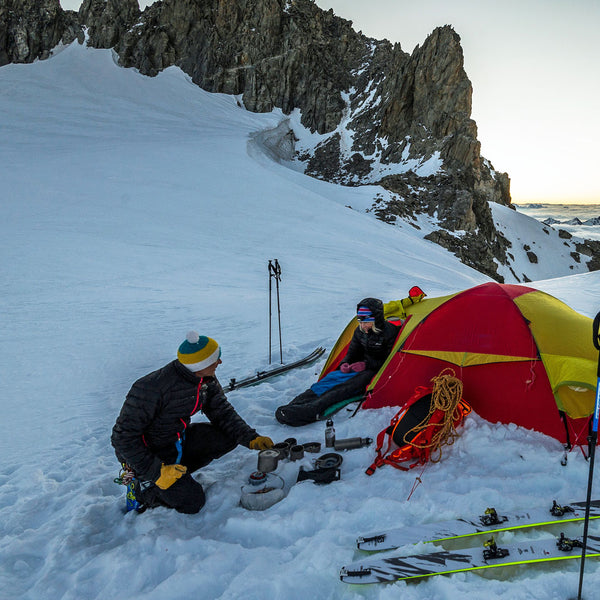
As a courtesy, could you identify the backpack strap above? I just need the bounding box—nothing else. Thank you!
[365,376,471,476]
[365,386,432,476]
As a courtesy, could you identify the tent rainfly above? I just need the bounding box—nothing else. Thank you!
[321,282,598,446]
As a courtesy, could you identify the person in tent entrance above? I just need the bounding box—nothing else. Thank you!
[275,298,399,426]
[111,331,274,514]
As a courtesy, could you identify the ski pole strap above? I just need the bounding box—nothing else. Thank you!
[366,404,411,475]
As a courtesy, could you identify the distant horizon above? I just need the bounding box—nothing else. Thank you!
[515,200,600,206]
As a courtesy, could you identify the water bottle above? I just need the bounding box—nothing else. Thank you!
[333,437,373,450]
[325,419,336,448]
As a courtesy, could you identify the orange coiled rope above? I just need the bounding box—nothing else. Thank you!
[403,368,465,463]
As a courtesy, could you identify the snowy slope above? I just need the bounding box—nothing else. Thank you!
[2,42,600,600]
[491,202,591,282]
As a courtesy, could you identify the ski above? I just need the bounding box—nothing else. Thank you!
[341,533,600,584]
[356,500,600,551]
[225,346,326,391]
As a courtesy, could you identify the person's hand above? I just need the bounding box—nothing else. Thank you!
[350,361,366,372]
[155,463,187,490]
[249,436,274,450]
[340,363,352,373]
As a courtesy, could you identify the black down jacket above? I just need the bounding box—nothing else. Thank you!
[341,297,398,372]
[111,360,257,482]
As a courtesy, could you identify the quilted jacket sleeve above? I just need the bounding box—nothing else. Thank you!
[340,327,364,366]
[111,381,164,482]
[202,379,258,447]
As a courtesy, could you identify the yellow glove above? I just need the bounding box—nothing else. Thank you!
[155,463,188,490]
[249,436,274,451]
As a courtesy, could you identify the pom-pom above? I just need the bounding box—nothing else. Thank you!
[186,330,200,344]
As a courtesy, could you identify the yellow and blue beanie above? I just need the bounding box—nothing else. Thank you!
[177,331,221,372]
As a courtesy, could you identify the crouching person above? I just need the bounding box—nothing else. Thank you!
[275,297,398,426]
[111,331,273,514]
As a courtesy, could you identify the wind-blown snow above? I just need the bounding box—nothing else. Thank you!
[2,41,600,600]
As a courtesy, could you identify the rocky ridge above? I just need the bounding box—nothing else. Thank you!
[2,0,598,282]
[0,0,81,64]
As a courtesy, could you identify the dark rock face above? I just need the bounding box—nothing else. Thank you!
[576,240,600,271]
[0,0,82,66]
[114,0,365,135]
[79,0,140,49]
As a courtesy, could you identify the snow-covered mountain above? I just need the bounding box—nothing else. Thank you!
[2,42,600,600]
[6,0,600,282]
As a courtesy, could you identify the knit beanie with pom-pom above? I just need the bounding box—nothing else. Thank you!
[177,331,221,372]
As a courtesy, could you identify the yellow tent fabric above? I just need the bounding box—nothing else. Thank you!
[514,291,597,418]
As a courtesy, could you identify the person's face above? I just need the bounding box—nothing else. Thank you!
[359,321,374,333]
[195,358,222,378]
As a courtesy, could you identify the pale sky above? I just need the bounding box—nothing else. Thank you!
[59,0,599,204]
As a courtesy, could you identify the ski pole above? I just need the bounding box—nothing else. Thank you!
[576,311,600,600]
[268,260,283,364]
[274,259,283,364]
[268,260,273,364]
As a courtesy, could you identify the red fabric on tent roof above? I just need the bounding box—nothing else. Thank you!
[402,284,538,358]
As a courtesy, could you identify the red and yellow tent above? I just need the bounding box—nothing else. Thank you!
[321,282,597,444]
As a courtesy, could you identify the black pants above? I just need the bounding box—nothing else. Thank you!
[275,370,374,426]
[141,423,237,514]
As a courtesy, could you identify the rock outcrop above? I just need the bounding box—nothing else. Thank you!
[0,0,81,66]
[79,0,140,49]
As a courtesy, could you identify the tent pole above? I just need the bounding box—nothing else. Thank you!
[576,312,600,600]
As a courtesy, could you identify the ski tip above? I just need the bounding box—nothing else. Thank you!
[356,533,387,550]
[340,566,372,581]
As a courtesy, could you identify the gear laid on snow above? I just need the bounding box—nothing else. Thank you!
[355,499,600,551]
[341,533,600,584]
[225,347,325,391]
[366,369,471,475]
[240,471,285,511]
[333,437,372,451]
